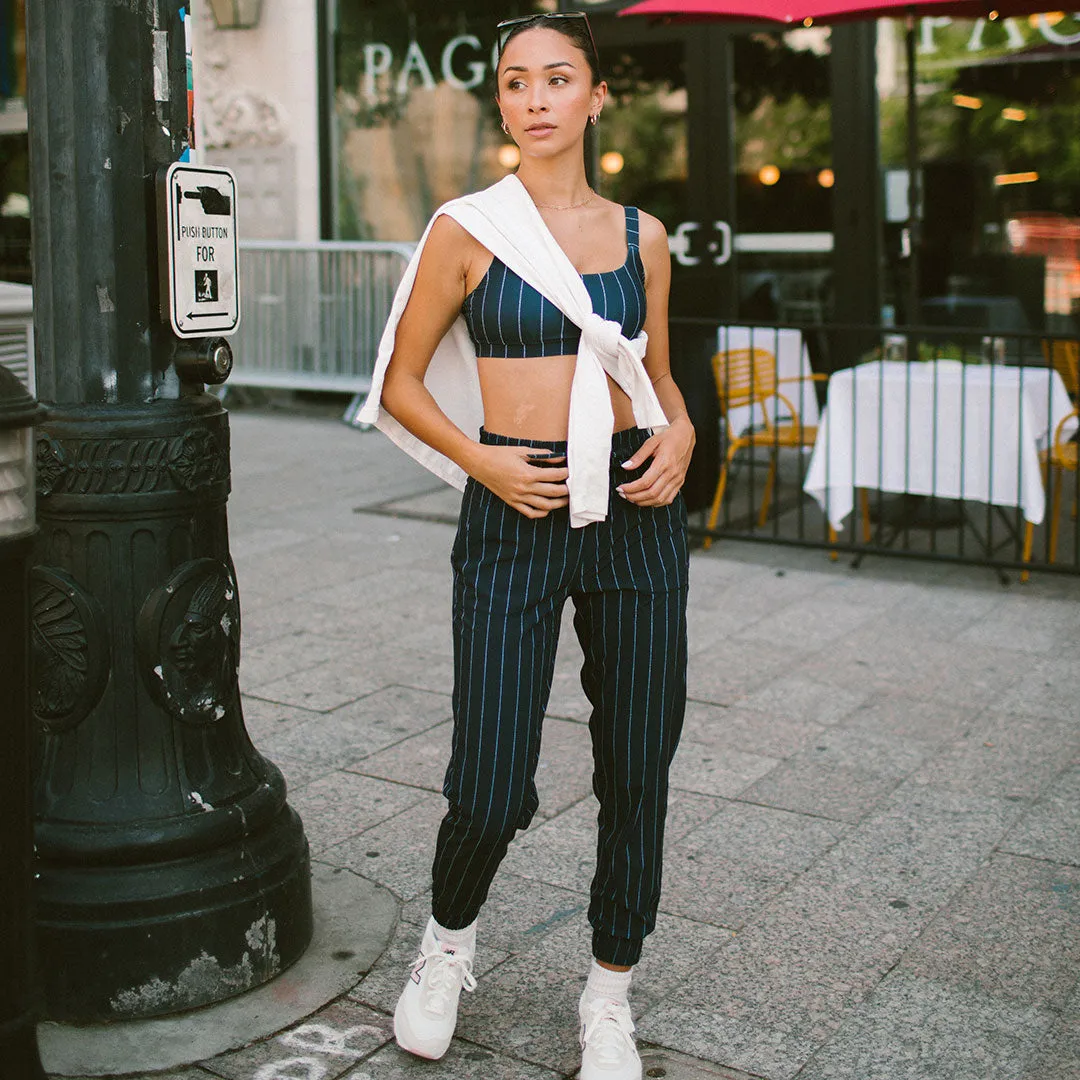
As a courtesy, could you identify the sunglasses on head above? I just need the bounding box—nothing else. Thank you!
[495,11,599,67]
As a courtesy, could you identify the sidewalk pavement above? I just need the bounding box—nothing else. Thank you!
[43,405,1080,1080]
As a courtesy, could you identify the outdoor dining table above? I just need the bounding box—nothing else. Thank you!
[803,359,1078,532]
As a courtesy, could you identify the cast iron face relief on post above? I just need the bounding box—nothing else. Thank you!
[26,0,312,1020]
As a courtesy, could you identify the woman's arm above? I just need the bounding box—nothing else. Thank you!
[380,215,569,518]
[617,211,696,507]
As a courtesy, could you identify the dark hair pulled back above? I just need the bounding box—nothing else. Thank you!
[497,14,602,88]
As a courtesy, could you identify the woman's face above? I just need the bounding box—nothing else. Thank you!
[496,26,605,159]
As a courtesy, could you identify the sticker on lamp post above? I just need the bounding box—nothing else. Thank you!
[159,162,240,338]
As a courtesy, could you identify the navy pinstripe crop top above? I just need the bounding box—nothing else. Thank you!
[462,206,646,358]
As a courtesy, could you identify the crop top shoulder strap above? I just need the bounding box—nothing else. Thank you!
[461,205,647,360]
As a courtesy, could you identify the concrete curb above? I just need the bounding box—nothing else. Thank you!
[38,864,399,1076]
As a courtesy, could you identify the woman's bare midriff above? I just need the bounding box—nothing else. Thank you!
[476,354,638,440]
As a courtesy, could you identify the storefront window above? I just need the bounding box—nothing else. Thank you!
[882,13,1080,331]
[595,39,687,228]
[334,1,553,241]
[732,28,832,322]
[0,0,29,284]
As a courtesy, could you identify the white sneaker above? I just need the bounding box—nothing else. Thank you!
[579,995,642,1080]
[393,918,477,1060]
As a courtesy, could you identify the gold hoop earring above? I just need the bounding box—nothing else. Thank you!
[501,119,509,135]
[589,114,599,126]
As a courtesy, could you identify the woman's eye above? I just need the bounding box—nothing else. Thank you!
[549,75,568,86]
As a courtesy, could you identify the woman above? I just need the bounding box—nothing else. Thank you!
[360,13,694,1079]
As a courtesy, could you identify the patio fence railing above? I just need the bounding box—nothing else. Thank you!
[670,317,1080,579]
[229,240,415,413]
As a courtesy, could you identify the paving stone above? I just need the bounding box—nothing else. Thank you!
[669,738,780,798]
[269,753,337,794]
[640,878,932,1078]
[244,661,387,713]
[893,853,1080,1009]
[306,565,450,611]
[638,1044,785,1080]
[73,1072,213,1080]
[1020,985,1080,1080]
[662,802,847,928]
[955,595,1080,655]
[681,700,826,760]
[740,758,904,823]
[865,583,1006,642]
[734,673,870,729]
[454,958,584,1074]
[499,799,597,895]
[361,649,457,696]
[509,906,735,1013]
[839,692,978,743]
[318,792,445,901]
[999,766,1080,866]
[261,687,452,770]
[199,1000,392,1079]
[339,1039,563,1079]
[240,694,323,746]
[733,590,885,651]
[239,629,358,689]
[796,631,1025,711]
[910,710,1079,799]
[805,784,1025,910]
[794,974,1056,1080]
[345,721,451,793]
[686,637,807,706]
[287,772,427,854]
[638,999,824,1080]
[995,654,1080,719]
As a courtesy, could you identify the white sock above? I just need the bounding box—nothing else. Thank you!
[431,916,476,956]
[583,958,632,1005]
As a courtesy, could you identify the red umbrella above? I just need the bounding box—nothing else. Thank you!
[621,0,1061,321]
[621,0,1054,24]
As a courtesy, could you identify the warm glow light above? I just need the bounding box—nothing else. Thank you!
[1029,11,1064,27]
[817,168,835,189]
[803,16,813,26]
[497,144,521,169]
[759,164,781,186]
[994,171,1039,186]
[988,9,999,18]
[952,94,983,110]
[600,151,625,175]
[1002,107,1027,122]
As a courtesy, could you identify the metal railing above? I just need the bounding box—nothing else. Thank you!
[673,317,1080,579]
[229,240,414,406]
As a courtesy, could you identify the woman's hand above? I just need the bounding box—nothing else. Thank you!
[469,445,570,519]
[616,413,695,507]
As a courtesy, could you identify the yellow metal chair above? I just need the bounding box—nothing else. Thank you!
[1022,406,1079,577]
[704,346,829,549]
[1041,338,1079,401]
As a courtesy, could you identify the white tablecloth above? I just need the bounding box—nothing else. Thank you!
[803,360,1077,529]
[717,326,821,438]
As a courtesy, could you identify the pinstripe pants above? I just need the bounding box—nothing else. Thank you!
[432,428,689,967]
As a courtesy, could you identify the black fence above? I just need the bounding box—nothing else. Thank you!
[670,318,1080,580]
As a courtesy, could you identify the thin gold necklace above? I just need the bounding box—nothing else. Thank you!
[531,189,596,211]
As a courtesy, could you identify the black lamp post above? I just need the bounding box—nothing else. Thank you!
[25,0,312,1021]
[0,363,47,1077]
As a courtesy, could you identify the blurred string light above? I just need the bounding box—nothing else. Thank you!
[994,171,1038,186]
[817,168,835,189]
[497,144,521,169]
[758,164,781,186]
[952,94,983,110]
[1002,107,1027,121]
[600,151,625,175]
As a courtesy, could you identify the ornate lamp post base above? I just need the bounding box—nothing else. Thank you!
[32,395,313,1021]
